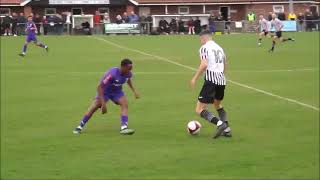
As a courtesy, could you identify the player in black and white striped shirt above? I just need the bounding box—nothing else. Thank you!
[269,13,295,52]
[190,30,231,139]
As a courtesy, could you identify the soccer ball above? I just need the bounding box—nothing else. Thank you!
[187,120,202,135]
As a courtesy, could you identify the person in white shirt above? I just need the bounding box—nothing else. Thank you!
[269,14,295,52]
[190,30,231,139]
[257,15,270,46]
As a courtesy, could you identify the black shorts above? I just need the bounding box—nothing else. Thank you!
[275,31,282,38]
[262,30,269,36]
[4,24,10,29]
[198,81,225,104]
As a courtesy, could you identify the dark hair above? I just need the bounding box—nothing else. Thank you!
[199,30,211,36]
[121,58,133,66]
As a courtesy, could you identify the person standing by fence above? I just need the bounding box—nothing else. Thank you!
[247,11,256,32]
[297,12,305,32]
[93,11,102,34]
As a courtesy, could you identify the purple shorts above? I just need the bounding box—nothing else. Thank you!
[26,35,37,43]
[95,91,125,104]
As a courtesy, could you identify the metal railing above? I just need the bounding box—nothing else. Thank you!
[1,20,319,36]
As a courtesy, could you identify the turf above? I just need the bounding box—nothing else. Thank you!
[1,32,319,179]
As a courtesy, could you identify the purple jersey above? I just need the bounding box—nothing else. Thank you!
[26,21,37,37]
[100,67,132,94]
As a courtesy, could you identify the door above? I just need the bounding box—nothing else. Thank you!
[220,6,229,21]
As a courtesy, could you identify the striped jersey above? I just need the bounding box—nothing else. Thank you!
[199,40,226,85]
[271,18,283,32]
[259,18,269,31]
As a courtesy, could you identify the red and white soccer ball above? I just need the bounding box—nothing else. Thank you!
[187,120,202,135]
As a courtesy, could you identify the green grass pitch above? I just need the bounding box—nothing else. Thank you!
[1,32,319,179]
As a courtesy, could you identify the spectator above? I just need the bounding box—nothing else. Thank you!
[288,11,297,20]
[115,15,123,24]
[225,16,231,34]
[169,18,177,34]
[42,16,49,35]
[33,14,42,35]
[122,12,130,23]
[178,18,185,34]
[145,14,153,33]
[158,17,169,34]
[11,12,18,36]
[187,18,195,35]
[194,17,201,34]
[17,12,27,35]
[247,11,256,32]
[247,11,256,22]
[81,21,91,35]
[47,15,55,34]
[3,13,12,36]
[93,11,102,34]
[297,12,304,32]
[305,9,313,31]
[216,12,223,21]
[278,11,286,20]
[128,11,139,23]
[139,14,147,33]
[55,14,64,35]
[208,12,216,34]
[314,11,319,31]
[103,13,110,24]
[268,12,273,21]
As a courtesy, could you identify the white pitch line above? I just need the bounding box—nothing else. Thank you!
[1,71,193,75]
[230,68,319,73]
[95,36,319,111]
[2,69,318,74]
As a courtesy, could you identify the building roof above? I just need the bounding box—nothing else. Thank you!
[129,0,319,5]
[0,0,31,6]
[0,0,21,5]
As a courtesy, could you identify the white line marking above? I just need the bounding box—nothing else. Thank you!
[230,68,319,73]
[2,71,193,75]
[96,36,319,111]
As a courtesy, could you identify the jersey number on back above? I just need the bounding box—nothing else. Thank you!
[212,49,224,63]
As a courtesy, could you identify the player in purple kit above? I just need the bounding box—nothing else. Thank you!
[73,59,140,135]
[19,16,48,57]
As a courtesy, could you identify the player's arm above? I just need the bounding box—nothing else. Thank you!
[32,23,38,33]
[190,59,207,89]
[127,79,140,99]
[97,74,112,114]
[223,54,228,74]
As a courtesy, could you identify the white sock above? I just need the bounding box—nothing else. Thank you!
[217,120,223,126]
[121,125,127,130]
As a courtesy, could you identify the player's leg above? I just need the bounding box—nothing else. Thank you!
[213,100,232,137]
[269,35,278,52]
[196,101,227,139]
[34,38,49,52]
[20,38,30,56]
[212,85,231,137]
[281,36,295,42]
[73,99,102,134]
[258,32,264,46]
[196,82,227,138]
[117,95,135,135]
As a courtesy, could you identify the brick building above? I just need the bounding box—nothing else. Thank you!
[1,0,319,21]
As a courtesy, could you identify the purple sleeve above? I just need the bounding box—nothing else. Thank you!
[100,69,115,87]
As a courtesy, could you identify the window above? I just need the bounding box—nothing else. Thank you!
[178,6,189,14]
[72,8,83,15]
[98,8,109,14]
[0,8,11,16]
[273,5,284,13]
[45,8,56,15]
